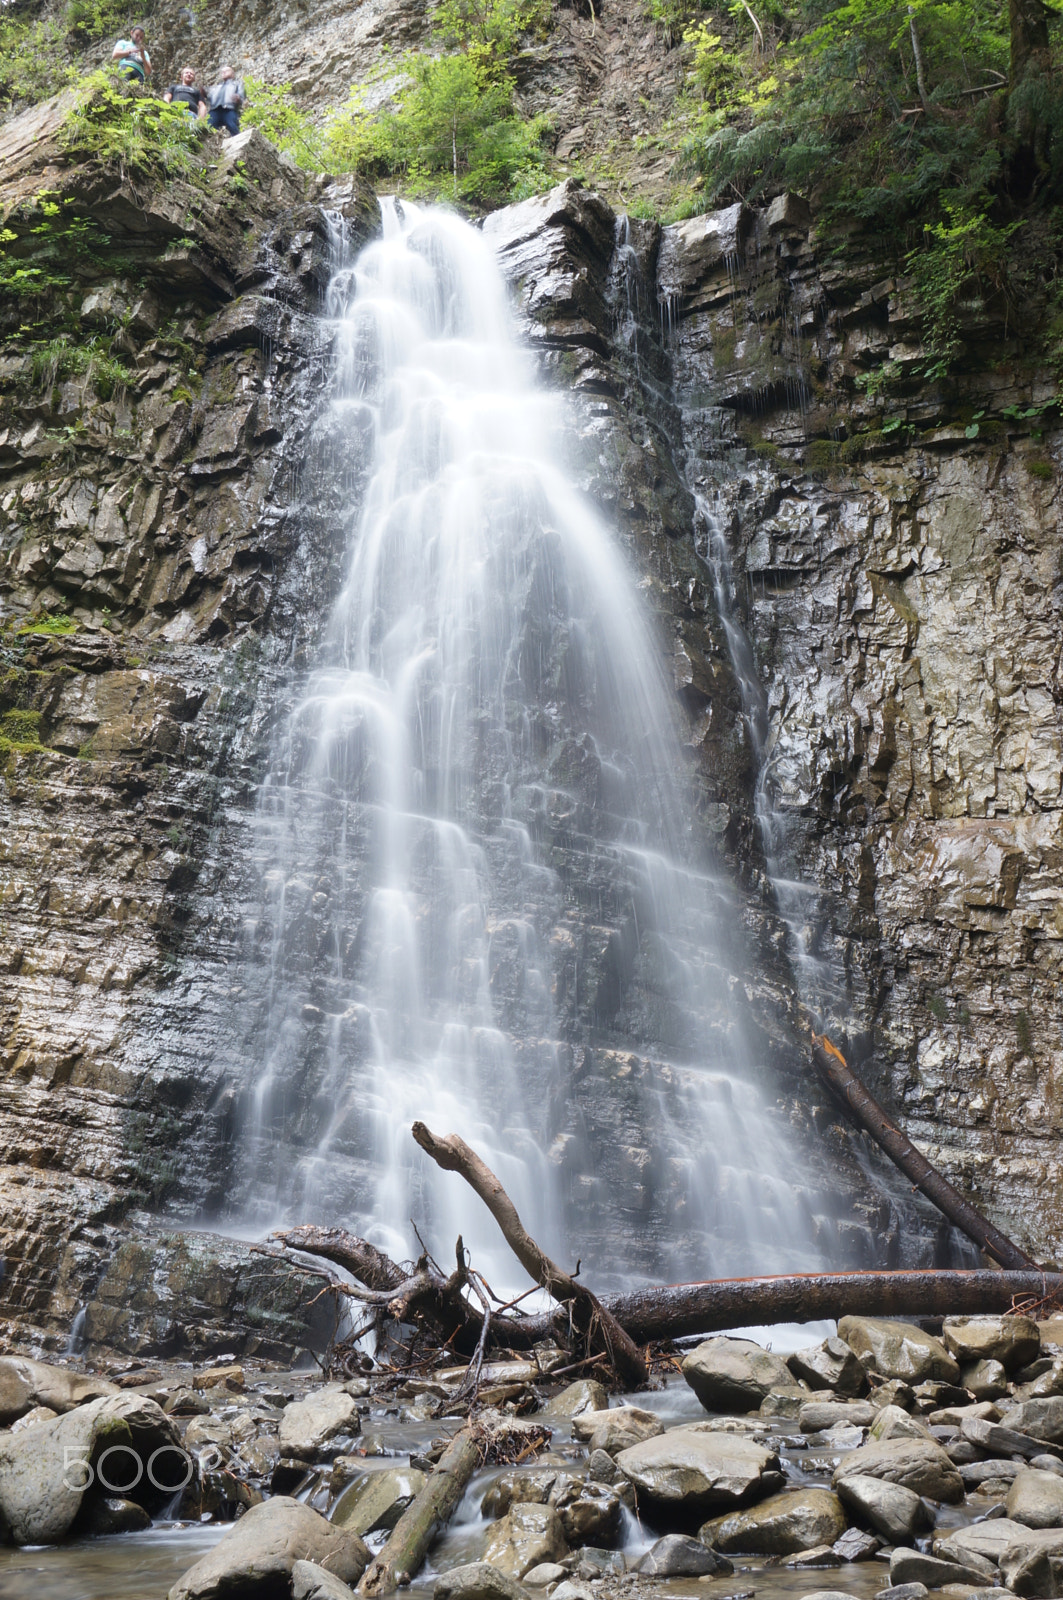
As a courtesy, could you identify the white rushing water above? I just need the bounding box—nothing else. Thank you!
[242,200,825,1289]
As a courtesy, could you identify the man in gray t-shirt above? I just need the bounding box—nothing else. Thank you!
[206,66,246,136]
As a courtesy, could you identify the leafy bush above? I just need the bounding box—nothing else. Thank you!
[324,0,552,204]
[243,78,324,168]
[29,333,131,399]
[904,202,1020,377]
[61,71,207,184]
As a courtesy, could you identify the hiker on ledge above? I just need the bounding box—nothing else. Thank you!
[112,25,152,82]
[206,66,246,136]
[164,66,207,120]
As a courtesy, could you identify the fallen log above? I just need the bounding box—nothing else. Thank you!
[357,1423,481,1596]
[412,1120,648,1386]
[811,1033,1039,1270]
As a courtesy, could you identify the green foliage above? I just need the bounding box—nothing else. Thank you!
[242,78,324,168]
[0,11,71,109]
[65,0,137,41]
[684,0,1061,229]
[62,72,208,184]
[905,203,1020,376]
[1026,455,1055,478]
[28,333,131,399]
[324,0,551,204]
[0,708,46,755]
[17,612,78,637]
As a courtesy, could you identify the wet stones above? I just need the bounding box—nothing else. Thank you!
[1008,1466,1063,1527]
[833,1436,965,1504]
[331,1466,426,1536]
[0,1355,119,1425]
[277,1386,360,1459]
[837,1317,961,1387]
[680,1337,794,1413]
[834,1474,932,1545]
[481,1503,568,1579]
[615,1426,781,1518]
[943,1315,1042,1372]
[434,1563,533,1600]
[700,1487,848,1556]
[167,1496,369,1599]
[571,1406,664,1455]
[788,1337,869,1398]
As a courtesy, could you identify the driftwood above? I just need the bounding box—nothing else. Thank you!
[357,1423,481,1596]
[811,1033,1040,1271]
[412,1120,649,1386]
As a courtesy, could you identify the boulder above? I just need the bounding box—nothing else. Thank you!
[959,1458,1023,1486]
[481,1470,582,1519]
[832,1528,881,1562]
[681,1338,793,1413]
[77,1495,152,1536]
[278,1388,359,1459]
[961,1415,1062,1460]
[552,1482,622,1547]
[832,1437,964,1502]
[616,1426,779,1518]
[638,1534,733,1576]
[790,1592,862,1600]
[0,1357,119,1426]
[1008,1467,1063,1528]
[292,1563,359,1600]
[331,1466,425,1536]
[789,1338,869,1398]
[933,1517,1034,1564]
[758,1387,812,1420]
[960,1359,1010,1400]
[700,1488,847,1555]
[929,1402,1001,1428]
[869,1380,915,1412]
[942,1315,1041,1373]
[1018,1360,1063,1399]
[784,1544,840,1568]
[834,1474,932,1543]
[868,1405,933,1443]
[800,1401,875,1433]
[996,1529,1063,1596]
[522,1565,567,1587]
[1001,1397,1063,1445]
[167,1497,369,1599]
[889,1548,996,1589]
[481,1504,568,1579]
[0,1392,181,1545]
[9,1404,59,1432]
[434,1563,531,1600]
[540,1381,609,1420]
[838,1318,961,1386]
[874,1588,928,1600]
[571,1406,663,1456]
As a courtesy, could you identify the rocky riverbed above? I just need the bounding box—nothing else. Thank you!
[6,1312,1063,1599]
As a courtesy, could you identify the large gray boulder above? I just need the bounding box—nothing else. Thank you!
[551,1481,623,1547]
[168,1497,369,1598]
[540,1381,609,1420]
[837,1317,960,1385]
[997,1529,1063,1596]
[867,1404,933,1443]
[888,1547,997,1589]
[788,1337,868,1398]
[935,1517,1038,1565]
[1002,1397,1063,1444]
[480,1469,583,1519]
[832,1437,963,1503]
[638,1534,732,1576]
[481,1504,568,1579]
[0,1357,119,1427]
[834,1474,930,1544]
[799,1401,875,1433]
[1008,1468,1063,1528]
[434,1562,532,1600]
[681,1338,793,1413]
[0,1392,180,1545]
[942,1315,1041,1372]
[570,1406,662,1455]
[278,1388,359,1459]
[700,1488,847,1555]
[331,1466,425,1536]
[616,1425,779,1517]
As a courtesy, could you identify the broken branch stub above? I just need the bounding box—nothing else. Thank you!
[411,1121,648,1385]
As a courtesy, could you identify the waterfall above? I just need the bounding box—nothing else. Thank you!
[237,198,825,1290]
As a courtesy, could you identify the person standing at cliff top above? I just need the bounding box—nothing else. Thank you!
[205,66,246,136]
[164,66,208,120]
[111,24,152,82]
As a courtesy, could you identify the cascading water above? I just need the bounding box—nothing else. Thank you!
[238,199,827,1289]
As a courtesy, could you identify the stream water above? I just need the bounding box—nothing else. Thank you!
[236,199,826,1288]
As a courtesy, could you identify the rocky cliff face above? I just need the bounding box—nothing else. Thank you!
[0,82,1053,1355]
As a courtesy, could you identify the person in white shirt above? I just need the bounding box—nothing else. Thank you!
[112,25,152,82]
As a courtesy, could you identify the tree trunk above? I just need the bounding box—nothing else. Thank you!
[358,1425,481,1596]
[1010,0,1051,88]
[811,1034,1039,1271]
[412,1121,649,1385]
